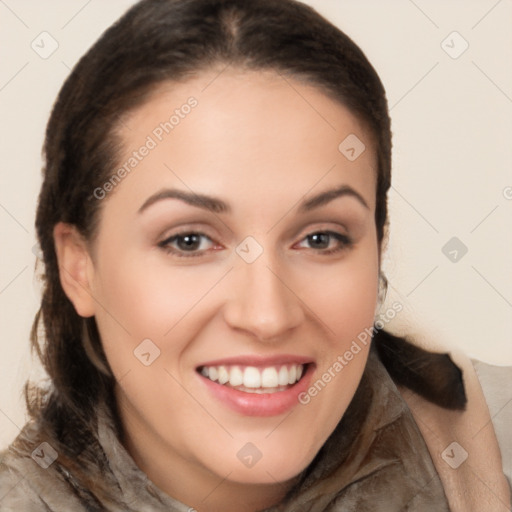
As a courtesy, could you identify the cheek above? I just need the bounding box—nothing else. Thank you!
[299,244,379,341]
[293,241,379,429]
[91,253,223,368]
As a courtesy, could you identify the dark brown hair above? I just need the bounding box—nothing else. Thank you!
[25,0,394,504]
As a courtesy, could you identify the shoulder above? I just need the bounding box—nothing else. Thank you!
[0,448,47,511]
[400,349,511,511]
[0,424,88,511]
[374,330,512,510]
[471,359,512,488]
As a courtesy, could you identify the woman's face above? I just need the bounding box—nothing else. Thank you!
[81,69,379,496]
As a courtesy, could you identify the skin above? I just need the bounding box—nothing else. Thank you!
[54,68,380,512]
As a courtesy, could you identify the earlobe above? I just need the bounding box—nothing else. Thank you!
[53,222,96,318]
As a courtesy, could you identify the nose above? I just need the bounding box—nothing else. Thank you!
[222,256,304,342]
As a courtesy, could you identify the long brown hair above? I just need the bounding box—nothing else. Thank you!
[24,0,394,504]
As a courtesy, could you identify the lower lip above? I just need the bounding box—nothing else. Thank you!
[197,364,315,417]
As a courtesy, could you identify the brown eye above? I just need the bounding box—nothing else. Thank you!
[307,232,331,249]
[296,231,352,255]
[175,233,202,251]
[159,232,216,257]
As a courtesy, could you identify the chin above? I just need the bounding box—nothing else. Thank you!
[206,445,317,486]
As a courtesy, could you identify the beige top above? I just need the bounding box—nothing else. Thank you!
[402,354,511,511]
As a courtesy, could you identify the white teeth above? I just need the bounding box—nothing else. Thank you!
[209,366,218,382]
[243,367,261,388]
[278,366,289,386]
[200,363,306,391]
[261,367,279,388]
[218,365,229,385]
[229,366,243,387]
[288,365,297,385]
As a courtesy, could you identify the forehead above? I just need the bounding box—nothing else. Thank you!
[109,68,377,213]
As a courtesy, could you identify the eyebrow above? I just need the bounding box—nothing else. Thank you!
[299,185,369,212]
[138,188,230,214]
[137,184,369,215]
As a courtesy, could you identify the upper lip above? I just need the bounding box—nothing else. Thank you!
[196,354,314,369]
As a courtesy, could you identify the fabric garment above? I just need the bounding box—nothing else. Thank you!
[473,360,512,484]
[0,342,509,511]
[399,355,511,511]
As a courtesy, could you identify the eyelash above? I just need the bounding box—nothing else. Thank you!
[158,230,353,258]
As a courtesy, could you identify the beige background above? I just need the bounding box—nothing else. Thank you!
[1,0,511,449]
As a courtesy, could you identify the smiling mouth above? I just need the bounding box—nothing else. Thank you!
[196,363,309,394]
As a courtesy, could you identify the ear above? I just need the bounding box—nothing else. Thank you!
[53,222,96,318]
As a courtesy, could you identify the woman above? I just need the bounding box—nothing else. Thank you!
[0,0,510,510]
